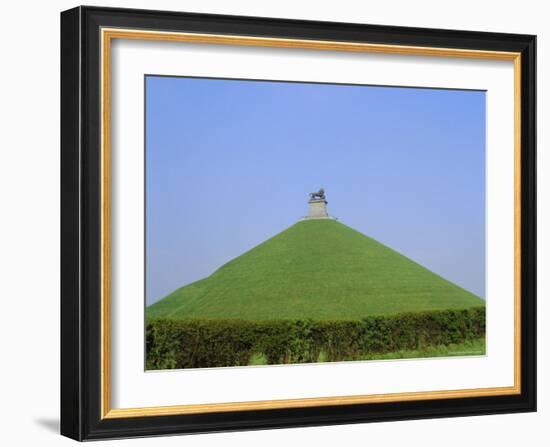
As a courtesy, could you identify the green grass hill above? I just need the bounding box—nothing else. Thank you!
[147,219,483,321]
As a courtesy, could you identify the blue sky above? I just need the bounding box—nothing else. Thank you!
[146,76,486,305]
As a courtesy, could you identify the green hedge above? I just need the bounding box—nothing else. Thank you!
[146,307,485,369]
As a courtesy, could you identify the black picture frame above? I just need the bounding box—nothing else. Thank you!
[61,5,536,441]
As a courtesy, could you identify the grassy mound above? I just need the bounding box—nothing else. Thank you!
[147,219,483,320]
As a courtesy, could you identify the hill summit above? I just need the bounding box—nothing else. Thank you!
[147,218,483,321]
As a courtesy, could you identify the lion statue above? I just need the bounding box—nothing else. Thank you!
[309,188,326,200]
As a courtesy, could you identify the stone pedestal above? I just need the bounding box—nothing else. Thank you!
[306,199,329,219]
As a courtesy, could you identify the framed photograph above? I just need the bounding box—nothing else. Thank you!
[60,6,536,441]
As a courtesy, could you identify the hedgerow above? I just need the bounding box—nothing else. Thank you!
[145,307,485,369]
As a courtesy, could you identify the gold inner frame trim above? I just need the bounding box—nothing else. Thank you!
[100,27,522,419]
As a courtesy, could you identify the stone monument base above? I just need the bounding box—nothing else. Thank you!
[303,199,335,220]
